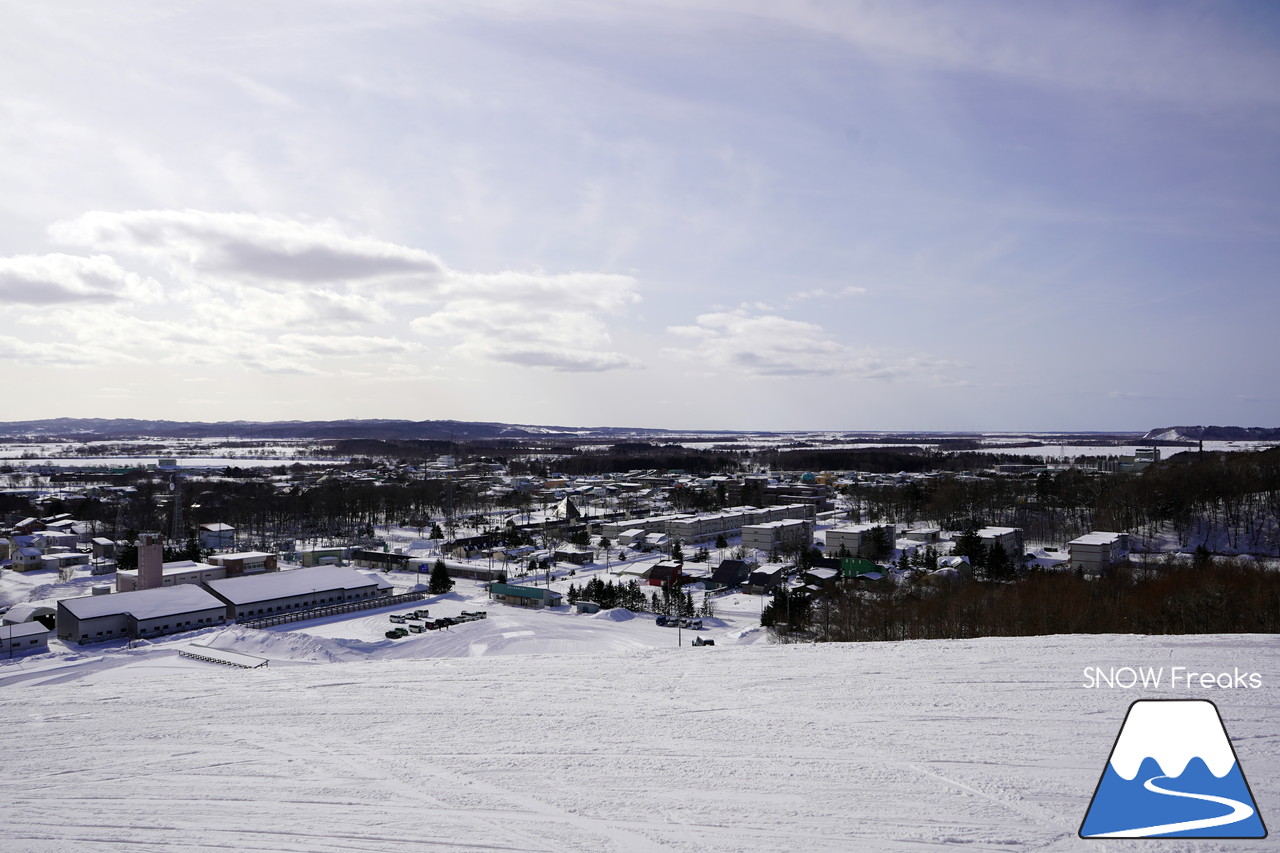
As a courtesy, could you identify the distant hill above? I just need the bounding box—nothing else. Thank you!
[1143,425,1280,442]
[0,418,685,441]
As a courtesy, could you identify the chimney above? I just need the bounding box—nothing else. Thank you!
[137,532,164,590]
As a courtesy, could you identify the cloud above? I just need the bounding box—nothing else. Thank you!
[49,210,446,289]
[786,286,867,304]
[0,253,161,305]
[32,209,644,374]
[667,311,951,380]
[278,334,421,357]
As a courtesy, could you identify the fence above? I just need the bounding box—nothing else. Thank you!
[236,590,428,630]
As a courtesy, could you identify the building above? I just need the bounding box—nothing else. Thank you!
[825,524,896,558]
[57,585,229,645]
[91,537,119,560]
[744,565,784,594]
[708,558,752,589]
[198,523,236,550]
[207,551,278,576]
[0,621,51,656]
[9,546,43,572]
[298,546,346,567]
[352,549,411,570]
[647,560,684,587]
[1068,532,1130,576]
[741,519,813,554]
[488,583,563,609]
[902,527,941,543]
[976,527,1024,561]
[204,566,393,621]
[553,547,594,565]
[117,560,225,592]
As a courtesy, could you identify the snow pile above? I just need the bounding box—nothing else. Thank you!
[590,607,635,622]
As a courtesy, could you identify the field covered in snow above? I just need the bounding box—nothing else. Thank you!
[3,579,1278,852]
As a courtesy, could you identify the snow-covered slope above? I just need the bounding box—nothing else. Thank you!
[2,633,1276,852]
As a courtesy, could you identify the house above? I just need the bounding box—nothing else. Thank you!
[40,552,90,572]
[0,621,51,656]
[708,558,752,589]
[198,523,236,550]
[617,528,649,547]
[10,546,43,572]
[91,537,119,560]
[802,567,839,589]
[647,560,684,587]
[1068,532,1130,576]
[57,585,229,644]
[839,558,881,580]
[207,551,278,577]
[204,566,393,620]
[488,583,562,609]
[744,565,784,594]
[554,547,594,566]
[976,527,1024,561]
[902,527,941,543]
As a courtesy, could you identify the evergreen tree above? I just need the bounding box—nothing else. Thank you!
[952,523,985,571]
[896,550,911,574]
[986,543,1013,581]
[671,539,684,563]
[650,590,661,613]
[430,522,444,540]
[714,533,728,550]
[683,590,696,617]
[429,559,454,594]
[699,591,716,618]
[567,584,579,605]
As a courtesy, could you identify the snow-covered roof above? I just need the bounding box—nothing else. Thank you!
[1068,532,1127,546]
[60,585,227,621]
[210,551,272,561]
[205,566,391,605]
[976,527,1020,537]
[200,523,235,532]
[807,568,839,580]
[118,560,219,579]
[1,620,50,638]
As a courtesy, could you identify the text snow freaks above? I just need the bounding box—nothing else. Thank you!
[1082,667,1262,690]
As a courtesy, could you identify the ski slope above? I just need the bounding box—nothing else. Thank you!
[2,628,1276,851]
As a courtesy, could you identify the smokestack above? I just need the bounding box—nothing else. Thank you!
[137,532,164,590]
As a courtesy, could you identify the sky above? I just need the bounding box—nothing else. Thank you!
[1,0,1278,432]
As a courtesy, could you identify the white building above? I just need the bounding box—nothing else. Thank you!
[1068,532,1130,576]
[741,519,813,554]
[198,523,236,550]
[825,524,896,557]
[976,527,1024,561]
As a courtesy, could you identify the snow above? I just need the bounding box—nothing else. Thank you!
[1,631,1276,851]
[59,584,225,621]
[203,565,391,604]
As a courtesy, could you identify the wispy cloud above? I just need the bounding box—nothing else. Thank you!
[667,310,951,380]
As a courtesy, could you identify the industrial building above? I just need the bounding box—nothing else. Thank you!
[203,565,393,620]
[488,583,562,609]
[57,585,229,645]
[207,551,278,576]
[117,559,226,592]
[1,621,51,656]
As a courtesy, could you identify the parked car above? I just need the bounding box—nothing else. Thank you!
[389,615,407,623]
[655,615,669,626]
[414,609,430,619]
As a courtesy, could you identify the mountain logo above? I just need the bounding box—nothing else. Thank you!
[1080,699,1267,839]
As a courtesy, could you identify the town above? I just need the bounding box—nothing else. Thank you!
[4,426,1277,662]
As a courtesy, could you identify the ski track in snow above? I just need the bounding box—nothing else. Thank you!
[2,625,1277,851]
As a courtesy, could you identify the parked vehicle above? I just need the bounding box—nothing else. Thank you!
[655,615,669,626]
[389,615,407,623]
[414,609,430,619]
[408,624,425,633]
[385,628,408,639]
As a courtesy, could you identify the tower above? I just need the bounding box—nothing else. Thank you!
[137,532,164,590]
